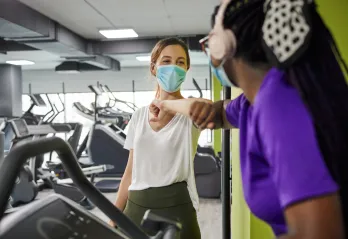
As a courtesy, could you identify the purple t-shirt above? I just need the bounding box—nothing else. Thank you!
[226,68,338,236]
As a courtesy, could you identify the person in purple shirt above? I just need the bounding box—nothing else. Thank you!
[149,0,348,238]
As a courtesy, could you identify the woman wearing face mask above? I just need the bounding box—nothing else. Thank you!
[150,0,348,238]
[109,37,201,238]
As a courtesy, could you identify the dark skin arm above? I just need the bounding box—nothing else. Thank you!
[278,193,344,239]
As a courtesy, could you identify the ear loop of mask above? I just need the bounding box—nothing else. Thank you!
[151,62,157,77]
[208,0,237,62]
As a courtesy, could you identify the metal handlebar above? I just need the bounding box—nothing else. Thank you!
[103,85,138,111]
[192,78,203,98]
[99,84,116,108]
[48,104,59,123]
[162,226,180,239]
[142,210,181,239]
[48,94,65,123]
[42,94,55,123]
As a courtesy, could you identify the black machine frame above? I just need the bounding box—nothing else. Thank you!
[0,137,181,239]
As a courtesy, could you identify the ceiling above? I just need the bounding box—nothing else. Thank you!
[0,0,217,70]
[18,0,218,39]
[0,50,62,70]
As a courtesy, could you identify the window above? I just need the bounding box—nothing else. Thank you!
[112,92,137,113]
[22,94,65,124]
[65,93,95,145]
[24,89,212,150]
[134,91,155,108]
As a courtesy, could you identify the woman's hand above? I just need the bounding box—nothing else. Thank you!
[149,99,168,122]
[149,100,161,118]
[109,220,116,228]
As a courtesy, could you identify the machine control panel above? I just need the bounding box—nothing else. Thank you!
[9,119,30,139]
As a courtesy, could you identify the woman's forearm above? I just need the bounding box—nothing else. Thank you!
[114,173,131,211]
[161,98,195,117]
[113,151,133,212]
[161,98,212,117]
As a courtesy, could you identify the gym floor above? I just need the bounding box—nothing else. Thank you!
[38,190,222,239]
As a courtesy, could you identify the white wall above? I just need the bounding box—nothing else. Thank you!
[22,65,210,94]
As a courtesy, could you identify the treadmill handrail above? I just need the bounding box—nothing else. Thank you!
[88,85,102,96]
[48,103,59,123]
[43,94,56,123]
[103,85,138,111]
[99,84,116,108]
[192,78,203,98]
[0,137,148,239]
[48,94,65,123]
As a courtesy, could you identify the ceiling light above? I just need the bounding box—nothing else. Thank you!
[6,60,35,66]
[136,56,151,62]
[99,29,138,39]
[56,70,80,74]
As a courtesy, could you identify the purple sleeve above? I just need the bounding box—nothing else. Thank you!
[225,94,246,128]
[258,92,338,209]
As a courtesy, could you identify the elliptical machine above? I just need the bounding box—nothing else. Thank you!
[0,137,182,239]
[1,120,39,208]
[0,131,15,211]
[8,117,98,210]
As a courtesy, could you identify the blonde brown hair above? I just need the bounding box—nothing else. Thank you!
[150,37,191,99]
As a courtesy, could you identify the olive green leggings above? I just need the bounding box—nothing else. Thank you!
[124,182,201,239]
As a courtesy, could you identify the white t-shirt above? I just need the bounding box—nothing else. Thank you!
[124,106,201,210]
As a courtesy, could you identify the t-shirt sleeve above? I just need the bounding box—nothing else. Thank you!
[191,123,201,150]
[124,113,137,150]
[259,94,338,209]
[225,94,246,128]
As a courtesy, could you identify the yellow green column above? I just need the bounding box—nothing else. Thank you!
[316,0,348,79]
[212,74,222,154]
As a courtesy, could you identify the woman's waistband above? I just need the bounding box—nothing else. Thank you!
[128,182,191,209]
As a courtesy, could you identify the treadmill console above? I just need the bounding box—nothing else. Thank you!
[9,119,30,139]
[0,195,128,239]
[30,94,47,107]
[88,85,102,96]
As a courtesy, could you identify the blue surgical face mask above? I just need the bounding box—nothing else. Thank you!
[210,59,236,88]
[156,65,187,93]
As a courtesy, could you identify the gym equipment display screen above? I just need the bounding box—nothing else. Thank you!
[30,94,46,107]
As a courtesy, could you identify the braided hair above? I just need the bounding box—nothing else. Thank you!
[214,0,348,226]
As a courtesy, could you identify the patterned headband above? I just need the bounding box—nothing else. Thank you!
[218,0,313,68]
[262,0,313,68]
